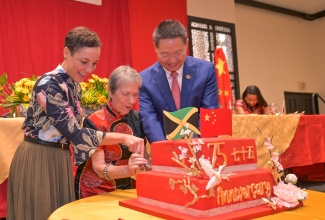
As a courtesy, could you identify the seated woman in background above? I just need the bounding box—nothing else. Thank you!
[235,85,272,115]
[75,65,149,199]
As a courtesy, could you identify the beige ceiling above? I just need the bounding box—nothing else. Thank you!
[254,0,325,14]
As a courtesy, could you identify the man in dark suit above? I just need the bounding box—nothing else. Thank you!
[139,19,220,143]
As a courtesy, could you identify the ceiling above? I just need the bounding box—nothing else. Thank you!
[235,0,325,20]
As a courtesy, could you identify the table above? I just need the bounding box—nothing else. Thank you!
[0,117,24,218]
[232,115,325,181]
[2,115,325,218]
[48,189,325,220]
[0,117,77,218]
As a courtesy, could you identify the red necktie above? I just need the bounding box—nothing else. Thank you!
[171,71,180,110]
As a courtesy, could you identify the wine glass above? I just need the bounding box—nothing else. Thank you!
[269,103,281,115]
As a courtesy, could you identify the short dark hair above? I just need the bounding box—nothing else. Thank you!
[153,19,187,48]
[64,26,102,55]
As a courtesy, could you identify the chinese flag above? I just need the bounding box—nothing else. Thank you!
[200,107,232,137]
[214,47,233,108]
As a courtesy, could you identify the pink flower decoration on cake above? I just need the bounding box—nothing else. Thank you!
[271,181,307,208]
[191,138,204,152]
[178,146,188,160]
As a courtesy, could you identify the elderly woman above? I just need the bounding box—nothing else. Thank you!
[235,85,272,115]
[75,65,148,199]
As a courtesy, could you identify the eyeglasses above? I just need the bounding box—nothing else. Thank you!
[158,51,185,60]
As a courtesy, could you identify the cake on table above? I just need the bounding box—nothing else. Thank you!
[120,108,307,219]
[120,135,307,219]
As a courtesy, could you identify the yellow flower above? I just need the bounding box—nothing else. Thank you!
[92,74,99,80]
[80,74,109,108]
[0,72,110,116]
[0,73,39,117]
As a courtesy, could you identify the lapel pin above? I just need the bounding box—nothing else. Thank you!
[186,75,191,79]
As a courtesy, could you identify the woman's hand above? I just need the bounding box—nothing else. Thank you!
[123,135,145,156]
[128,153,147,176]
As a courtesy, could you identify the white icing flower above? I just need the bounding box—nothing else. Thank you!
[271,181,308,208]
[178,146,188,160]
[191,138,204,152]
[285,174,298,185]
[264,137,274,150]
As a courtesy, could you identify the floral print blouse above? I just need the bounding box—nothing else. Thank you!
[22,65,105,165]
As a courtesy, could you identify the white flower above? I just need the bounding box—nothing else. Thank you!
[180,128,191,136]
[191,138,204,152]
[264,137,274,150]
[188,157,196,164]
[285,174,298,185]
[178,146,188,160]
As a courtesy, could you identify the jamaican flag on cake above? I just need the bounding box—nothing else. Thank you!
[163,107,201,140]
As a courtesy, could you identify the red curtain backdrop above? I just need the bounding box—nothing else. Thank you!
[0,0,187,114]
[128,0,188,73]
[0,0,131,83]
[128,0,187,109]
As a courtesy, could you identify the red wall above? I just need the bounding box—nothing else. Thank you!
[0,0,187,115]
[128,0,187,72]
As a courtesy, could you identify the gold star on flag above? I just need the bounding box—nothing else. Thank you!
[224,90,229,96]
[216,58,225,77]
[218,89,223,96]
[204,114,210,121]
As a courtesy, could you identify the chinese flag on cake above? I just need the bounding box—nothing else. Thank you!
[214,47,233,108]
[200,107,232,137]
[163,107,201,140]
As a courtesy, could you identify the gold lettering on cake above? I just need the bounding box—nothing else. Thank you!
[207,142,227,166]
[232,188,242,202]
[216,181,272,205]
[240,185,250,199]
[247,146,255,159]
[231,145,256,161]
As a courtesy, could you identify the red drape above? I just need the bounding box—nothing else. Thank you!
[0,0,131,83]
[0,0,188,114]
[128,0,187,110]
[0,0,132,115]
[128,0,188,73]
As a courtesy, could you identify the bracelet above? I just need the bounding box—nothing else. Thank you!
[103,163,112,180]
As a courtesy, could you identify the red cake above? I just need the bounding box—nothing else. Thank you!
[136,137,277,217]
[120,137,307,219]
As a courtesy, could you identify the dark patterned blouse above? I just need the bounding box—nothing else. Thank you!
[22,65,105,164]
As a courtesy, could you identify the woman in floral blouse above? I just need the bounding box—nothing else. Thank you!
[7,27,146,220]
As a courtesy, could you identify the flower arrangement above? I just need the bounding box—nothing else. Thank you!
[0,73,109,117]
[79,74,109,109]
[258,129,308,209]
[0,73,38,117]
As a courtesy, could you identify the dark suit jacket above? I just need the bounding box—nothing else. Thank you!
[139,56,220,143]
